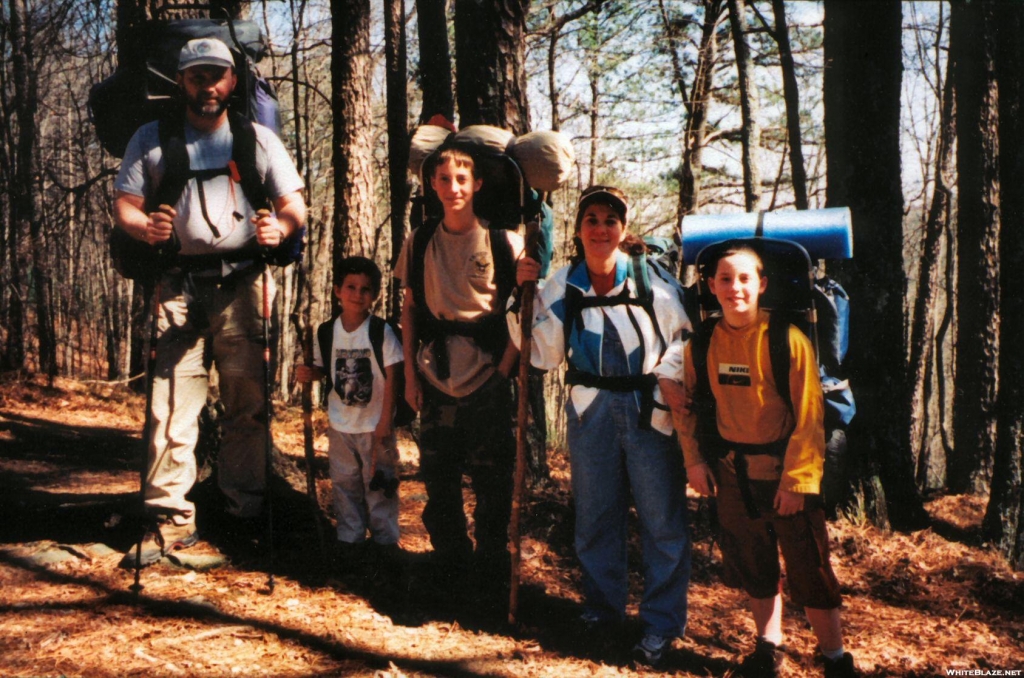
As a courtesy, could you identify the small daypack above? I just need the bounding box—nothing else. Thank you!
[407,218,517,380]
[560,247,676,430]
[317,315,416,427]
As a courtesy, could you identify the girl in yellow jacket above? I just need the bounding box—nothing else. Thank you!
[663,243,856,678]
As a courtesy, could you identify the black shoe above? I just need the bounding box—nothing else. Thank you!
[822,651,857,678]
[738,638,782,678]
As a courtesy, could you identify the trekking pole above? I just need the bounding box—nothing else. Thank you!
[291,312,327,564]
[258,210,276,595]
[509,217,541,626]
[132,279,162,598]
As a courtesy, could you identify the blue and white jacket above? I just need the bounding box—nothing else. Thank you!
[509,250,691,436]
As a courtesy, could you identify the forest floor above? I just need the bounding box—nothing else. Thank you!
[0,374,1022,678]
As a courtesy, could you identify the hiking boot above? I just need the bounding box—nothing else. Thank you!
[822,651,857,678]
[738,638,783,678]
[567,613,623,661]
[119,520,198,569]
[632,632,671,668]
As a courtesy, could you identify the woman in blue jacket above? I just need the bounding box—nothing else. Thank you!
[511,186,692,667]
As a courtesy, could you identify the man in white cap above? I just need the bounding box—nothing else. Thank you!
[113,37,306,567]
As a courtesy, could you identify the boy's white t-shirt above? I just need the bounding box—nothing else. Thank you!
[312,316,403,433]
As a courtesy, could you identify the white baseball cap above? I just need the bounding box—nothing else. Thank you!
[178,38,235,71]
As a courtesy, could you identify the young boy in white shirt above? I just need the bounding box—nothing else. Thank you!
[296,257,402,554]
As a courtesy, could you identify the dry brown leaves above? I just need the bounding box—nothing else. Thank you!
[0,374,1022,677]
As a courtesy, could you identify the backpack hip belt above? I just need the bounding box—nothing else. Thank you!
[705,436,789,520]
[564,367,668,431]
[416,312,508,381]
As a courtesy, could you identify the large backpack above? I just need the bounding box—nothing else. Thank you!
[688,237,855,514]
[409,126,559,277]
[560,246,682,430]
[89,17,280,159]
[92,14,300,282]
[317,315,416,427]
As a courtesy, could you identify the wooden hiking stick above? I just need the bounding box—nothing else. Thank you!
[509,219,541,625]
[294,314,327,562]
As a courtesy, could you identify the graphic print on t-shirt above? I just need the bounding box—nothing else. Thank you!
[334,349,373,407]
[467,250,493,280]
[718,362,751,386]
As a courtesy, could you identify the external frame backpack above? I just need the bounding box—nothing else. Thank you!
[317,315,416,427]
[560,246,677,430]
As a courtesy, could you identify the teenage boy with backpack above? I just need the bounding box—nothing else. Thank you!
[395,144,523,614]
[113,38,305,567]
[664,243,856,678]
[295,257,403,566]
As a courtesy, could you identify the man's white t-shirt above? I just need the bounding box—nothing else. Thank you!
[115,118,303,273]
[312,316,402,434]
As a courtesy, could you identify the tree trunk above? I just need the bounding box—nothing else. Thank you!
[10,0,55,378]
[908,48,955,490]
[415,0,455,125]
[727,0,762,212]
[823,0,925,530]
[331,0,376,260]
[453,0,530,133]
[385,0,411,319]
[951,0,1000,496]
[770,0,808,211]
[984,0,1024,571]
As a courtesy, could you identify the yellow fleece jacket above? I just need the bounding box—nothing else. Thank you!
[677,310,825,494]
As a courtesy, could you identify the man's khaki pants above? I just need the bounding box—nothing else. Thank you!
[145,266,276,525]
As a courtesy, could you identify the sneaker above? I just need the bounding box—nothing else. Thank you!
[738,638,782,677]
[632,633,671,668]
[119,520,198,569]
[822,652,857,678]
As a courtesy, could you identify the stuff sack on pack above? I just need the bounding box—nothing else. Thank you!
[407,122,573,278]
[89,17,280,158]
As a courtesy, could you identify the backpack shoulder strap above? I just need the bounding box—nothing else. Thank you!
[409,218,441,309]
[490,228,516,306]
[368,315,387,376]
[151,116,191,212]
[228,112,270,211]
[692,316,719,402]
[317,319,335,394]
[691,315,722,455]
[627,252,666,355]
[767,311,794,415]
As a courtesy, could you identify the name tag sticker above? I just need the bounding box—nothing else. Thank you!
[718,363,751,386]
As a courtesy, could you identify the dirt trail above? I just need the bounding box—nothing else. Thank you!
[0,376,1021,677]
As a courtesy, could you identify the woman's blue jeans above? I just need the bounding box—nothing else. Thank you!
[566,322,691,637]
